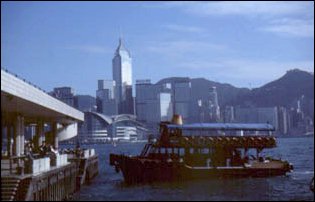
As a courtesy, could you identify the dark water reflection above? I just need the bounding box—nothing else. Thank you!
[63,137,314,201]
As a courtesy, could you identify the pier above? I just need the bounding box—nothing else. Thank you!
[1,149,98,201]
[1,69,99,201]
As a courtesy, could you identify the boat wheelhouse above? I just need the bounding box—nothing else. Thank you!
[110,121,293,184]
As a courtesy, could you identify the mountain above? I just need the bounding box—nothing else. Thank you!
[190,78,250,107]
[234,69,314,108]
[191,69,314,115]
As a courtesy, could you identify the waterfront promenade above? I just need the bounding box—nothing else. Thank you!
[1,148,98,201]
[1,69,98,201]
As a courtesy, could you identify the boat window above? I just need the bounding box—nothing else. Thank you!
[201,148,209,154]
[246,149,256,158]
[179,148,185,156]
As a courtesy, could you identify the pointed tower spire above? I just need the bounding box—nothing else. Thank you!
[119,26,123,46]
[114,28,130,57]
[119,37,122,47]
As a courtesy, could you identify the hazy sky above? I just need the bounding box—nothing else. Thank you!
[1,1,314,96]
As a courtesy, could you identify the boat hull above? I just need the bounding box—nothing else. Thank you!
[110,154,292,184]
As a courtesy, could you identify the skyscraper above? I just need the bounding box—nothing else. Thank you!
[74,95,96,112]
[135,79,173,125]
[209,87,220,122]
[96,80,117,115]
[112,38,134,114]
[49,87,75,107]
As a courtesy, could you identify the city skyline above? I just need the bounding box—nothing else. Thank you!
[1,1,314,96]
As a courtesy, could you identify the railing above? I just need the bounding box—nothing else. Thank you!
[1,67,48,94]
[0,155,27,175]
[24,163,78,201]
[1,153,70,175]
[25,154,69,174]
[28,157,50,174]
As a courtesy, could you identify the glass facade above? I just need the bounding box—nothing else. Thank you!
[74,95,96,112]
[96,79,118,115]
[98,80,115,99]
[50,87,75,107]
[234,107,279,130]
[159,93,173,121]
[174,81,191,122]
[136,78,191,125]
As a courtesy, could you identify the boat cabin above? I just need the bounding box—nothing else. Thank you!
[141,123,277,168]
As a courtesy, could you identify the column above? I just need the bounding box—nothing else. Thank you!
[4,126,9,156]
[2,118,10,156]
[36,120,45,149]
[20,116,25,155]
[8,124,13,157]
[52,122,58,150]
[13,115,21,156]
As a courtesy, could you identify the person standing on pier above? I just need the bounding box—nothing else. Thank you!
[39,141,48,157]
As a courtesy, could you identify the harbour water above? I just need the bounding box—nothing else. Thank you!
[69,136,314,201]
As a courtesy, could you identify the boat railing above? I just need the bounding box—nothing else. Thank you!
[156,136,277,149]
[164,123,275,138]
[140,143,152,157]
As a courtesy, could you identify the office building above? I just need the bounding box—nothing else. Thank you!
[234,106,279,130]
[112,38,134,114]
[74,95,96,112]
[96,80,118,115]
[49,87,75,107]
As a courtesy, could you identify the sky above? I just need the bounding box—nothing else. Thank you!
[1,1,314,96]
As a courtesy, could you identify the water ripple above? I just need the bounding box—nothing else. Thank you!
[64,137,314,201]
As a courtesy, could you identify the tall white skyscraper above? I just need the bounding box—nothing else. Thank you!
[209,86,220,121]
[112,38,134,114]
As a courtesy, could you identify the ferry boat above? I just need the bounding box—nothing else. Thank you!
[110,116,293,184]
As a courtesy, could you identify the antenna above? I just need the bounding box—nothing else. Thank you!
[119,26,123,43]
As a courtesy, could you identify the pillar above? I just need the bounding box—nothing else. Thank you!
[13,116,20,156]
[52,122,58,150]
[20,116,25,155]
[8,125,13,157]
[13,115,24,156]
[2,118,9,156]
[35,120,45,149]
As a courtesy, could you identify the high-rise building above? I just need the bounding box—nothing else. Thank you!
[189,79,222,123]
[278,107,289,134]
[112,38,134,114]
[224,106,235,123]
[209,87,220,122]
[135,77,225,126]
[136,77,193,125]
[98,80,115,99]
[74,95,96,112]
[136,80,155,123]
[234,106,279,130]
[173,79,191,123]
[121,85,134,114]
[159,92,173,122]
[49,87,75,107]
[96,80,118,115]
[136,79,173,125]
